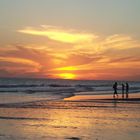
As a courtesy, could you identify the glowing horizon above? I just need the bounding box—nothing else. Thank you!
[0,25,139,80]
[0,1,140,80]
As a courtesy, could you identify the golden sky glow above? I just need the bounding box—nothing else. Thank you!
[18,25,96,43]
[0,25,140,80]
[0,1,140,80]
[53,66,79,71]
[55,73,76,79]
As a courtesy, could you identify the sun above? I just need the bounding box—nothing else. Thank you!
[57,73,76,79]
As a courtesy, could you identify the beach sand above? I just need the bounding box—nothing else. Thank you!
[0,93,140,140]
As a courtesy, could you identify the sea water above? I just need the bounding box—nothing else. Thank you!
[0,78,140,140]
[0,78,140,103]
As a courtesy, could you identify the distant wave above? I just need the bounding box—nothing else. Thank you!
[0,84,73,88]
[0,79,140,96]
[0,83,140,94]
[0,116,48,120]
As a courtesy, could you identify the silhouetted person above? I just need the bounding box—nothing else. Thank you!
[122,83,125,99]
[113,82,118,98]
[126,82,129,99]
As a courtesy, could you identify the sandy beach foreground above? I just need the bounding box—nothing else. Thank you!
[0,93,140,140]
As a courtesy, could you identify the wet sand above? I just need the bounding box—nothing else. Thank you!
[0,93,140,140]
[65,92,140,101]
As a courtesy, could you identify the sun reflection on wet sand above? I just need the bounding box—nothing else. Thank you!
[0,99,140,140]
[65,93,140,101]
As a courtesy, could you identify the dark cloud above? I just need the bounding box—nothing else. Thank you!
[0,69,11,77]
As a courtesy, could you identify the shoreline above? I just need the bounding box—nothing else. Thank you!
[0,93,140,109]
[0,93,140,140]
[64,92,140,101]
[0,92,140,105]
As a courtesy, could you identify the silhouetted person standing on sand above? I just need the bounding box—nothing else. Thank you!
[113,82,118,98]
[126,82,129,99]
[122,83,125,99]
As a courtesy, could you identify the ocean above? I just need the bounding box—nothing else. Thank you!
[0,78,140,140]
[0,78,140,103]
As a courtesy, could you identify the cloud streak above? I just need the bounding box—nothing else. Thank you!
[0,25,140,80]
[18,25,97,44]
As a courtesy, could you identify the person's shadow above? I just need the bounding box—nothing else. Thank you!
[113,98,117,108]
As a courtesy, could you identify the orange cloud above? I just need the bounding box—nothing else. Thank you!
[0,25,140,80]
[0,56,39,67]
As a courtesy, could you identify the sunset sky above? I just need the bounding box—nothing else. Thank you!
[0,0,140,80]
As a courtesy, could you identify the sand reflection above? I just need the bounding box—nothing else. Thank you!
[0,100,140,140]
